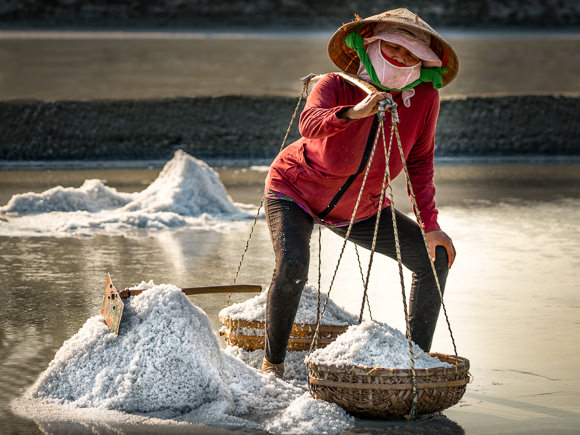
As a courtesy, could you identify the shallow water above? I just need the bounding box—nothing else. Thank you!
[0,30,578,100]
[0,163,579,434]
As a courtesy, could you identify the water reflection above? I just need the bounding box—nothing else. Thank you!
[349,414,464,434]
[34,412,464,434]
[35,419,245,435]
[36,421,248,435]
[0,33,578,100]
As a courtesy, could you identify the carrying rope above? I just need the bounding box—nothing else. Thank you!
[354,245,373,321]
[226,79,309,306]
[307,102,385,354]
[317,226,322,323]
[392,124,459,359]
[305,100,424,417]
[357,108,391,325]
[378,111,419,419]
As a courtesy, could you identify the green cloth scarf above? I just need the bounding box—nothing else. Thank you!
[344,32,446,92]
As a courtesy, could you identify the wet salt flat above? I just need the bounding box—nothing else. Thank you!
[0,154,579,434]
[0,30,579,100]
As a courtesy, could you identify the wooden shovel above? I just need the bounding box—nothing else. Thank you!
[100,273,261,335]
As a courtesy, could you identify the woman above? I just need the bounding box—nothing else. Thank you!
[262,8,458,378]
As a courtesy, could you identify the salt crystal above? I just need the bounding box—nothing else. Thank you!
[219,284,358,326]
[225,347,310,383]
[306,320,451,369]
[265,392,354,434]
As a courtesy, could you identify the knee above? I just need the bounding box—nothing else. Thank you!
[277,258,309,289]
[413,245,448,275]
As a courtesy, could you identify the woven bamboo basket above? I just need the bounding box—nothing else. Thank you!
[307,353,470,417]
[219,315,349,351]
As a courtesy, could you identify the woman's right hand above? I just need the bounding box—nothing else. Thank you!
[338,92,392,120]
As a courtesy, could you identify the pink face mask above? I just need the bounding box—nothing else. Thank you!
[363,40,422,90]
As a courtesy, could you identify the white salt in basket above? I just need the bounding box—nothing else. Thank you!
[305,321,470,417]
[307,353,470,417]
[219,285,356,351]
[219,316,348,351]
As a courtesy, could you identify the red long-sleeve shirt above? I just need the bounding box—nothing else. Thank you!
[265,72,441,232]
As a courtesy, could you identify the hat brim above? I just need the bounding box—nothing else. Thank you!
[328,10,459,87]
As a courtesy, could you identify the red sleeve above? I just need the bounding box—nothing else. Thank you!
[299,74,357,139]
[406,91,441,232]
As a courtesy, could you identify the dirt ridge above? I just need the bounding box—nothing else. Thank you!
[1,95,579,161]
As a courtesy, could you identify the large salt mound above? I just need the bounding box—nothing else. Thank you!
[0,179,133,215]
[306,320,451,369]
[14,283,353,433]
[122,150,241,217]
[219,284,358,326]
[27,284,277,413]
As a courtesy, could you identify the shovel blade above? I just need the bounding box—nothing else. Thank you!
[100,273,124,335]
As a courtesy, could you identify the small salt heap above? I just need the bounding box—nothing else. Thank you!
[0,179,133,215]
[306,320,451,369]
[219,284,358,326]
[265,392,355,434]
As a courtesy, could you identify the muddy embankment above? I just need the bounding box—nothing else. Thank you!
[0,95,579,162]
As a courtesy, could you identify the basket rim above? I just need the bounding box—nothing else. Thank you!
[308,376,469,390]
[219,314,352,332]
[222,331,338,345]
[306,352,470,377]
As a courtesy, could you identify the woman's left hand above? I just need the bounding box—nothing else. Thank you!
[425,230,456,269]
[338,91,392,120]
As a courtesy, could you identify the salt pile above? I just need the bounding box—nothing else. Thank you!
[0,150,251,236]
[219,284,358,326]
[13,283,354,434]
[0,179,132,214]
[121,150,241,217]
[265,392,355,434]
[306,320,451,369]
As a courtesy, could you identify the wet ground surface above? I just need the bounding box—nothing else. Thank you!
[1,163,579,434]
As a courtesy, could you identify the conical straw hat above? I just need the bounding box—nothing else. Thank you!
[328,8,459,87]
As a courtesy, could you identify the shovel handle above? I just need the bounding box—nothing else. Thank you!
[303,72,378,96]
[181,284,262,295]
[119,284,262,299]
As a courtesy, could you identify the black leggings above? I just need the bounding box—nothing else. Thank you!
[264,197,449,364]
